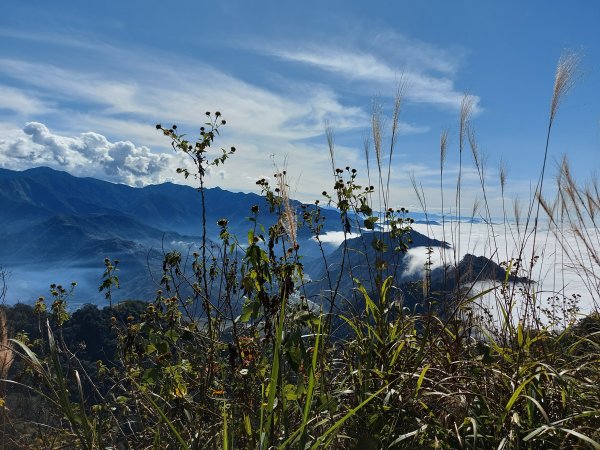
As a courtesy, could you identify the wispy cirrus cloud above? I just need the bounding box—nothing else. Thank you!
[0,54,367,143]
[251,31,480,113]
[0,85,51,115]
[264,46,479,112]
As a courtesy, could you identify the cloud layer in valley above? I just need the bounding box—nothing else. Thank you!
[407,222,600,321]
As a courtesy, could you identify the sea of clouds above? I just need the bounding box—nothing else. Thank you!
[316,220,599,324]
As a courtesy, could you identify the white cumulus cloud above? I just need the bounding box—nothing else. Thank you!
[0,122,193,186]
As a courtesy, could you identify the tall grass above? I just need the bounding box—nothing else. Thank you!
[1,52,599,449]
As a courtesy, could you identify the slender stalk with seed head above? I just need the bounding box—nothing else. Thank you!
[276,170,297,250]
[371,99,385,215]
[385,86,404,209]
[455,95,475,294]
[526,51,580,269]
[440,129,449,287]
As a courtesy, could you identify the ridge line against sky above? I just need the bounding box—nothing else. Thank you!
[0,1,598,216]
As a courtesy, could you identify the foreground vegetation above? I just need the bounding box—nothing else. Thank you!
[1,52,599,449]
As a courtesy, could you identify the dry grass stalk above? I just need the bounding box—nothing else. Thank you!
[0,309,13,381]
[325,120,335,176]
[454,95,476,264]
[531,51,580,234]
[439,129,450,278]
[371,99,383,171]
[384,87,404,207]
[276,170,297,249]
[513,198,522,231]
[539,156,600,310]
[388,86,403,155]
[440,129,449,170]
[550,51,580,125]
[537,193,556,221]
[363,134,372,188]
[499,159,507,194]
[468,125,480,169]
[459,96,475,154]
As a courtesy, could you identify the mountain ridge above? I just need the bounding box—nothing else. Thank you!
[0,166,506,308]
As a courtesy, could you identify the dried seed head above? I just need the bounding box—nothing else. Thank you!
[440,129,449,170]
[550,51,580,125]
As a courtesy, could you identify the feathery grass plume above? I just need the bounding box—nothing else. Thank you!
[371,97,389,217]
[385,85,404,205]
[457,95,475,195]
[529,51,580,245]
[389,85,404,154]
[363,134,372,189]
[0,310,13,381]
[454,94,475,278]
[513,197,522,233]
[585,185,599,221]
[591,176,600,215]
[325,120,336,176]
[538,155,600,311]
[410,174,427,213]
[550,50,581,125]
[468,125,480,169]
[276,169,297,249]
[459,95,475,152]
[470,197,482,220]
[537,192,556,223]
[439,129,449,282]
[499,158,507,194]
[371,98,384,172]
[440,129,449,170]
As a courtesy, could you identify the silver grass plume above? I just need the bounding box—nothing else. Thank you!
[276,170,297,249]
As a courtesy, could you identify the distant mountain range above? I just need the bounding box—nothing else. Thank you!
[0,167,509,309]
[0,167,344,305]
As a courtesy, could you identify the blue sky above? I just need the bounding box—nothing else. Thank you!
[0,1,598,216]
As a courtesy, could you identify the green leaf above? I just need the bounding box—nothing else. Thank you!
[310,385,389,449]
[414,364,430,397]
[238,297,260,323]
[558,428,600,449]
[283,383,298,401]
[364,216,378,230]
[284,332,304,372]
[517,322,524,347]
[164,329,179,342]
[505,375,536,411]
[371,237,388,252]
[354,278,376,316]
[157,341,169,355]
[359,200,373,216]
[130,379,190,450]
[142,368,160,384]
